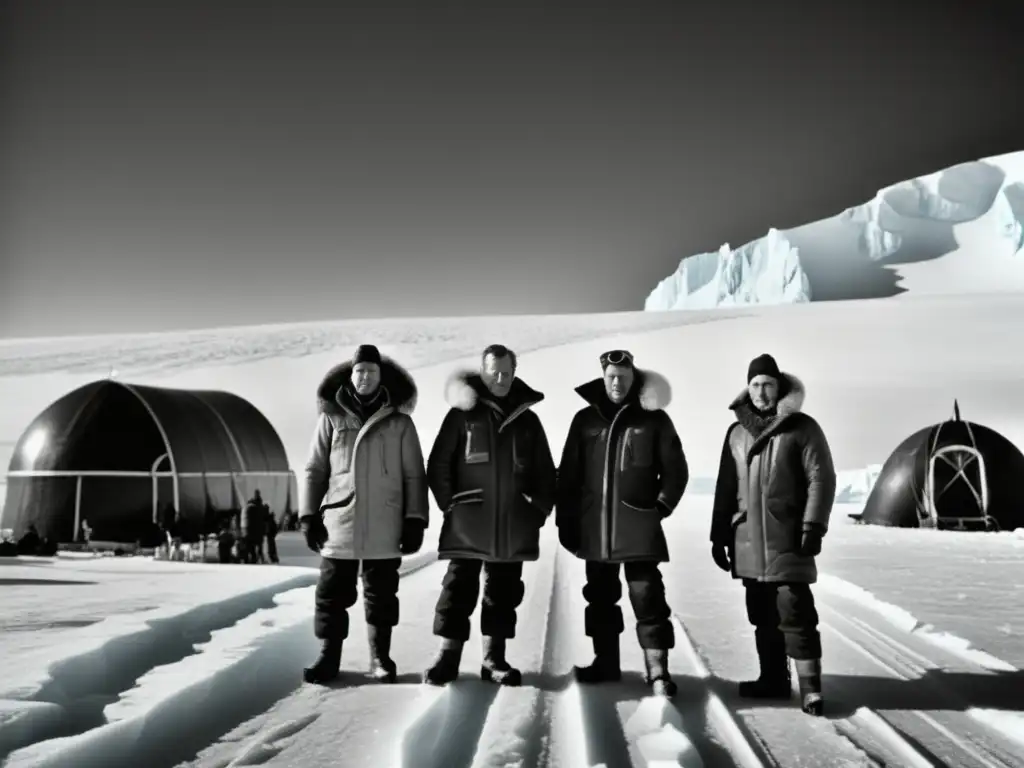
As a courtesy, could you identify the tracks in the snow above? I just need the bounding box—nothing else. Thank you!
[394,541,773,768]
[391,550,1024,768]
[0,552,438,768]
[817,604,1023,768]
[23,538,1020,768]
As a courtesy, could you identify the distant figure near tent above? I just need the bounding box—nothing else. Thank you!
[855,400,1024,531]
[1,379,299,545]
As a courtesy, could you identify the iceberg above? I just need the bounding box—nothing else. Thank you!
[644,228,811,311]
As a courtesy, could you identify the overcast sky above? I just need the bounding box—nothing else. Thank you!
[2,0,1022,338]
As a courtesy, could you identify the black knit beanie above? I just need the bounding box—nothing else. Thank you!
[747,353,781,383]
[353,344,382,366]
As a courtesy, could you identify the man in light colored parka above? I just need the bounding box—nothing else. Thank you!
[300,344,429,685]
[710,353,836,716]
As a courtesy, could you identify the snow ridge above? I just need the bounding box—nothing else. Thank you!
[645,150,1024,310]
[644,228,811,311]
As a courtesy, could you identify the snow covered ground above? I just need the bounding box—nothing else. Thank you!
[2,295,1024,766]
[1,499,1021,768]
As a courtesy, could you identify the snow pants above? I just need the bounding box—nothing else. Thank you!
[432,559,526,641]
[582,561,675,650]
[743,579,822,660]
[314,557,401,641]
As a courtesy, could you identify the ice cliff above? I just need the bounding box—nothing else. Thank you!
[645,151,1024,311]
[644,228,811,311]
[995,182,1024,254]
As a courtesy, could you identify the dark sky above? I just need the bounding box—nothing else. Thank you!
[2,0,1022,338]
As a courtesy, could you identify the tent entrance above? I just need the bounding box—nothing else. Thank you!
[923,445,996,531]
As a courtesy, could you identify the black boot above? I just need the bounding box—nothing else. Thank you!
[480,636,522,686]
[423,638,463,686]
[738,630,791,700]
[573,635,622,684]
[303,639,343,685]
[794,658,823,716]
[642,648,677,697]
[368,625,397,683]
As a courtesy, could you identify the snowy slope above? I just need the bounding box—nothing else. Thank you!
[646,150,1024,310]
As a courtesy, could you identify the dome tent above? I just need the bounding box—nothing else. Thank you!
[1,379,297,544]
[856,401,1024,532]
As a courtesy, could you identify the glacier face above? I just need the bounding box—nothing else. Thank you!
[995,182,1024,254]
[644,228,811,311]
[645,152,1024,311]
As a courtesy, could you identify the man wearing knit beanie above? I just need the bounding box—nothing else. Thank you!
[299,344,429,685]
[709,353,836,716]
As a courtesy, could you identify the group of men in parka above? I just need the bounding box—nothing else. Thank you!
[298,341,837,716]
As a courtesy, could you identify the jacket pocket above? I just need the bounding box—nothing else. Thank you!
[612,499,666,559]
[622,427,654,470]
[464,422,491,465]
[439,489,491,556]
[330,427,356,473]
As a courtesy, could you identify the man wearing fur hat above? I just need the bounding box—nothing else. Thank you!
[422,344,557,686]
[556,350,689,697]
[299,344,429,685]
[710,353,836,716]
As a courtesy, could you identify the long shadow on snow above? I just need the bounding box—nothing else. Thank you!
[821,669,1024,720]
[579,671,739,768]
[398,680,501,768]
[0,573,318,762]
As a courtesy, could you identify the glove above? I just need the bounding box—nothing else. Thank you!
[800,525,824,557]
[299,516,328,554]
[400,519,426,555]
[711,543,732,573]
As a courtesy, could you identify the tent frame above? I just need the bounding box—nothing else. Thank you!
[921,444,995,531]
[5,380,295,542]
[5,468,296,541]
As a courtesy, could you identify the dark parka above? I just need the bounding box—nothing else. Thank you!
[427,370,557,563]
[710,374,837,583]
[556,369,689,563]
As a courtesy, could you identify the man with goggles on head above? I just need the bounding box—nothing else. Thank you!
[556,348,689,697]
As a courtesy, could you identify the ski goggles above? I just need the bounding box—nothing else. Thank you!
[600,349,635,368]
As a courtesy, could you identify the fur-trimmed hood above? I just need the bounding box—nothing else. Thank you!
[729,372,805,417]
[444,369,544,412]
[316,356,418,416]
[575,369,672,412]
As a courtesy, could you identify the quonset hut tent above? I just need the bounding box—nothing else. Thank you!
[1,379,298,544]
[857,401,1024,532]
